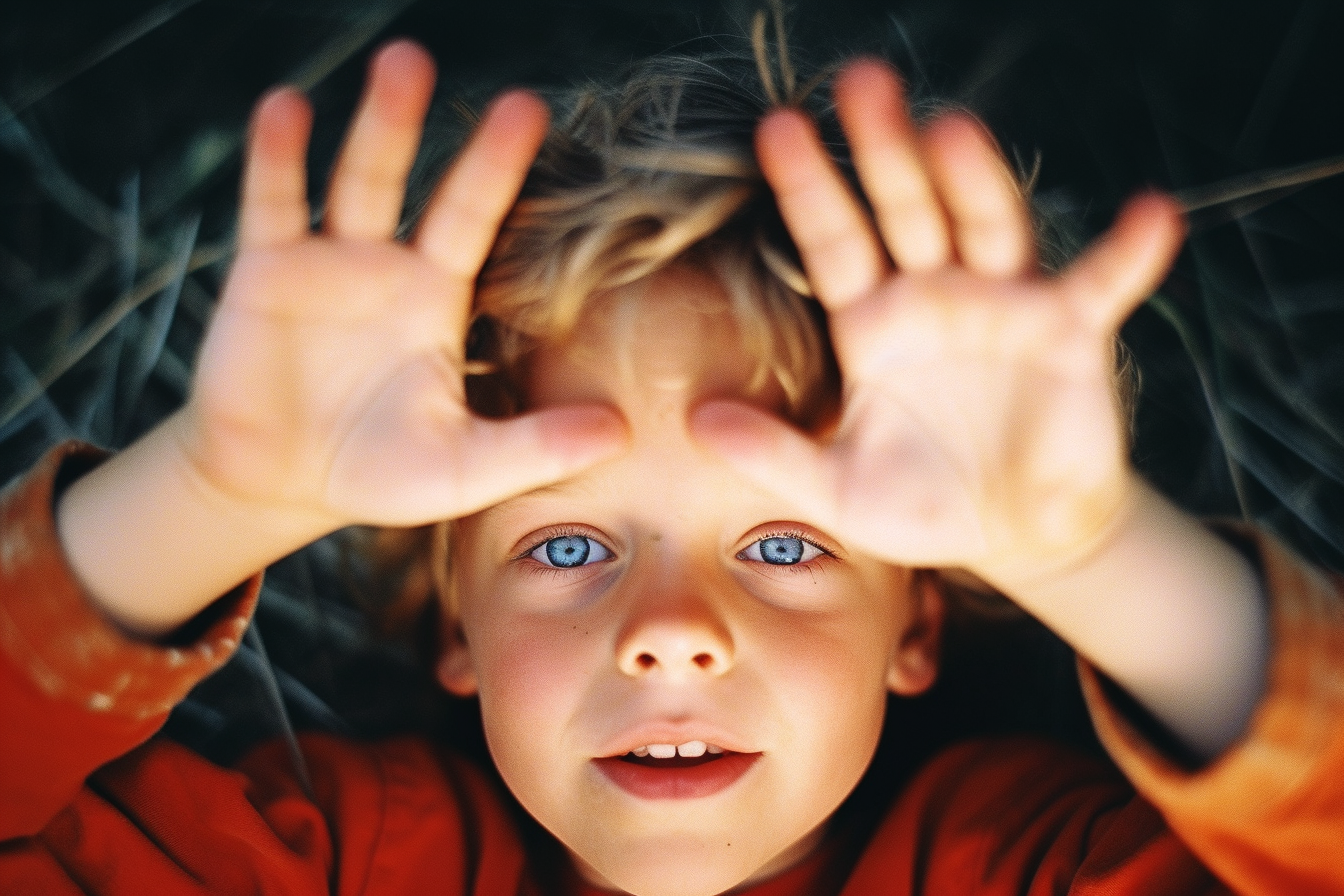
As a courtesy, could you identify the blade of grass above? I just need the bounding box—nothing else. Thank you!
[1233,0,1329,165]
[116,172,141,298]
[0,96,119,239]
[1145,291,1254,521]
[1224,389,1344,486]
[1176,153,1344,215]
[117,212,200,442]
[0,240,229,431]
[4,0,207,117]
[241,622,316,800]
[145,0,423,226]
[1141,70,1257,522]
[72,332,122,444]
[1222,408,1344,553]
[0,349,74,443]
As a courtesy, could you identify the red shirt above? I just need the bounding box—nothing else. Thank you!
[4,443,1343,895]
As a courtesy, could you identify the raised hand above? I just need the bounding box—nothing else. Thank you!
[181,41,626,528]
[693,59,1186,590]
[56,42,627,636]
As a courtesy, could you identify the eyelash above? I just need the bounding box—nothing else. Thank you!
[736,530,834,568]
[515,526,615,574]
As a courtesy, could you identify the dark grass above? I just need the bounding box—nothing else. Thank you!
[3,0,1343,776]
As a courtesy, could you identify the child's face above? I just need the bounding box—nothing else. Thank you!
[442,266,941,896]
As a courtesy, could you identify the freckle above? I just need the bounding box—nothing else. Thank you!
[649,533,662,542]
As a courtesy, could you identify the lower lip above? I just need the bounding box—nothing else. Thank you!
[593,752,760,799]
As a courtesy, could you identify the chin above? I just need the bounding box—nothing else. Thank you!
[574,835,770,896]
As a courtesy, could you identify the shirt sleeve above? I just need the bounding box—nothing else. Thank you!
[0,443,259,840]
[1080,526,1344,896]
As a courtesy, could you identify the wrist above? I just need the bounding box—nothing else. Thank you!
[57,414,340,638]
[159,409,348,533]
[978,477,1269,760]
[971,471,1144,598]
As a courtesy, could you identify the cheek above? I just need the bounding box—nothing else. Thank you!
[467,614,600,779]
[475,622,586,709]
[753,609,896,791]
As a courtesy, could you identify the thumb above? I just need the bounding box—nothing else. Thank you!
[328,402,628,525]
[1062,191,1186,333]
[449,405,630,514]
[689,400,838,526]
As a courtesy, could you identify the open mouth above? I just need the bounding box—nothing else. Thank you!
[595,742,760,799]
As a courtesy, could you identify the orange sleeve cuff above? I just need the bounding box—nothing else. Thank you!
[1081,525,1344,894]
[0,442,260,722]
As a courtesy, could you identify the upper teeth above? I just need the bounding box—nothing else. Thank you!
[631,741,725,758]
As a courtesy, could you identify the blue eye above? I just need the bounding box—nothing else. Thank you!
[531,535,611,569]
[740,536,824,566]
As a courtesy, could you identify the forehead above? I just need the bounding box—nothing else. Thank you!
[526,265,782,417]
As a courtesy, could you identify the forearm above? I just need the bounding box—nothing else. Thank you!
[983,478,1270,761]
[56,412,339,638]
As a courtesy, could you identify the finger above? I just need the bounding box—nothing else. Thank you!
[413,89,549,290]
[1060,191,1186,333]
[922,112,1036,278]
[323,40,437,240]
[443,405,630,515]
[833,59,951,272]
[689,400,839,526]
[756,108,890,308]
[239,87,314,248]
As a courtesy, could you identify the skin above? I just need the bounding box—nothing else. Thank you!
[52,37,1268,896]
[442,271,942,896]
[56,42,628,635]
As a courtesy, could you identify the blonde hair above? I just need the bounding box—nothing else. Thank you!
[467,52,840,424]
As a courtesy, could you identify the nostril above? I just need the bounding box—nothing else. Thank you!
[636,653,656,671]
[693,652,714,669]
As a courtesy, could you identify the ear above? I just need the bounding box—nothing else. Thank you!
[885,570,945,697]
[436,624,479,696]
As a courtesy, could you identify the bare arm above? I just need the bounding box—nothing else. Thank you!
[56,41,626,639]
[988,478,1268,760]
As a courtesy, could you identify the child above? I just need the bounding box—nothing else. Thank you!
[3,36,1343,896]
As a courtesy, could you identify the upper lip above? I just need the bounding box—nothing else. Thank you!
[595,721,759,759]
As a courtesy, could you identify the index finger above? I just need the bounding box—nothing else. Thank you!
[412,90,550,287]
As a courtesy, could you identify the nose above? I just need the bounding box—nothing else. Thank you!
[614,585,735,679]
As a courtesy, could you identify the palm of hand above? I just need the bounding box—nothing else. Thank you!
[192,238,469,522]
[694,60,1184,582]
[179,43,624,529]
[824,267,1131,573]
